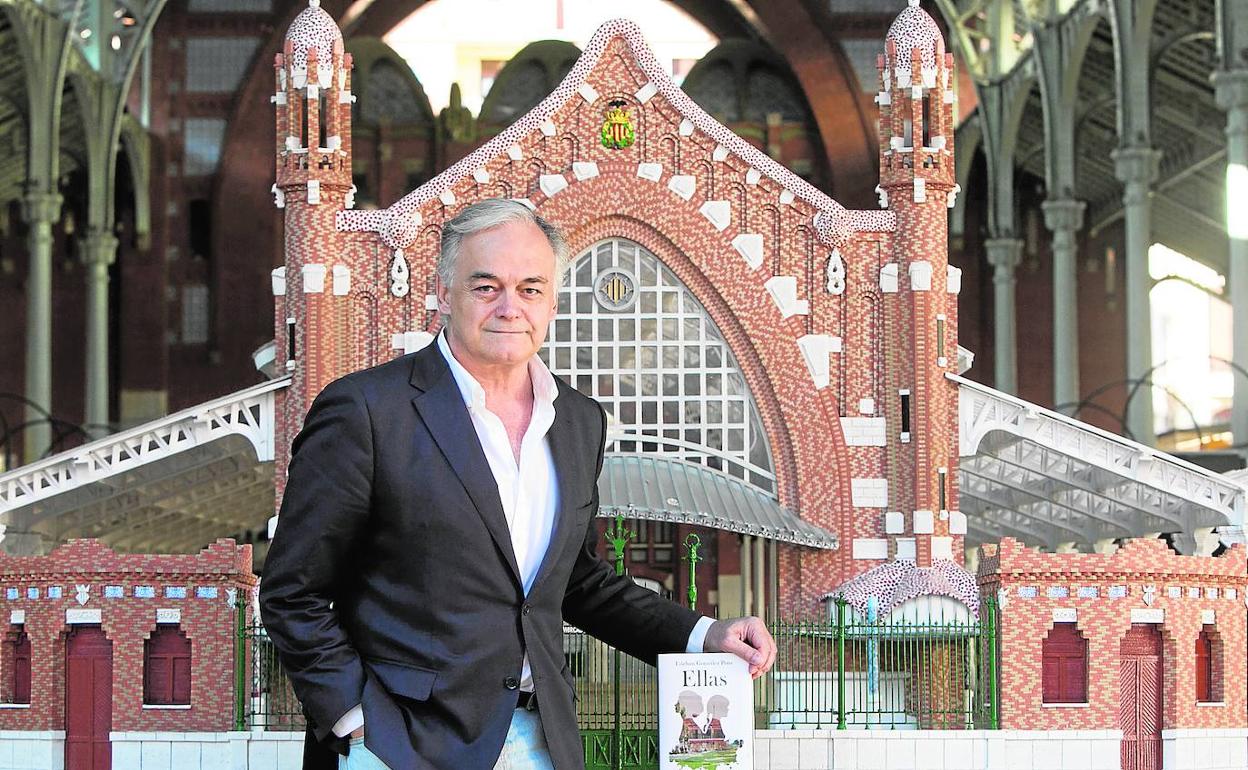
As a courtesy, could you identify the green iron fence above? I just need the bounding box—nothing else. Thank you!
[236,598,306,731]
[237,597,998,761]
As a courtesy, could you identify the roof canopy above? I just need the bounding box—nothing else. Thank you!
[0,378,286,555]
[955,374,1246,552]
[597,454,838,550]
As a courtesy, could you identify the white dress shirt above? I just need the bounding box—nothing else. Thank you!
[332,334,714,737]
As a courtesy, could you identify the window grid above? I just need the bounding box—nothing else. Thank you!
[540,239,775,493]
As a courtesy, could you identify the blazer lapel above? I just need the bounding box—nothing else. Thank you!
[409,346,523,587]
[532,395,586,591]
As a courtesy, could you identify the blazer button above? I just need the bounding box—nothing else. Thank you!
[504,676,520,690]
[521,603,532,616]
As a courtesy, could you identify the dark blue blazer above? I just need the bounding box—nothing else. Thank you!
[259,342,700,769]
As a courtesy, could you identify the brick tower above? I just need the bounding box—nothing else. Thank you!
[270,0,356,518]
[877,0,963,569]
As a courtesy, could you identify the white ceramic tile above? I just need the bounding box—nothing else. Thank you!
[770,737,800,770]
[799,738,831,769]
[885,738,916,770]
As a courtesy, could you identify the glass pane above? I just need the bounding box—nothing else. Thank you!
[662,318,678,339]
[619,347,636,369]
[576,291,594,313]
[642,401,657,423]
[641,347,658,367]
[597,318,614,341]
[684,374,701,395]
[597,346,612,368]
[684,346,701,367]
[556,347,570,369]
[619,374,636,397]
[619,318,636,341]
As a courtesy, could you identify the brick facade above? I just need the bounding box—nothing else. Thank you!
[979,537,1248,732]
[270,7,968,614]
[0,539,255,733]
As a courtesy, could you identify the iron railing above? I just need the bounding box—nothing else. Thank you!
[236,598,999,739]
[236,598,306,731]
[567,597,999,737]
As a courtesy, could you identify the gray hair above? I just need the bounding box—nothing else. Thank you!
[437,198,570,288]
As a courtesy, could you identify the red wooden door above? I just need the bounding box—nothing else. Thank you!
[1119,624,1162,770]
[65,627,112,770]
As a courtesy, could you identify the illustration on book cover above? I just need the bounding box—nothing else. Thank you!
[658,653,753,769]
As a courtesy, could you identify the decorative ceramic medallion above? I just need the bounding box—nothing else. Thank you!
[600,101,635,149]
[594,268,638,311]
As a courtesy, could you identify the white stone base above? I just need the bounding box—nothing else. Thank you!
[0,731,65,770]
[109,730,304,770]
[752,728,1123,770]
[1162,727,1248,770]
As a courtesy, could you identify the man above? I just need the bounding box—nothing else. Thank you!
[260,199,776,770]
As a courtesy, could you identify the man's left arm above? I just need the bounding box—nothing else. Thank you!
[561,405,776,676]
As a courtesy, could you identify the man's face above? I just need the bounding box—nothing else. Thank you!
[436,219,559,371]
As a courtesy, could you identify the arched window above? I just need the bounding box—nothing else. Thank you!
[144,625,191,706]
[1041,622,1087,704]
[541,239,776,493]
[4,625,30,704]
[1195,627,1220,703]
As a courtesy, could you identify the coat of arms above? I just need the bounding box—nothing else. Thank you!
[600,101,635,149]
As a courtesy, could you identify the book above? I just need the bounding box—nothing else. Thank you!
[657,653,754,769]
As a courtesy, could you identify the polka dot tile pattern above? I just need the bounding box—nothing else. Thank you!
[885,0,945,72]
[827,558,980,618]
[337,19,858,248]
[284,0,343,70]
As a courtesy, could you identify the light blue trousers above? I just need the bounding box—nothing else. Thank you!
[339,708,554,770]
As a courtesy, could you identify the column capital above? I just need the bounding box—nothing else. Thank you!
[80,229,119,269]
[984,238,1024,275]
[1111,146,1161,187]
[20,192,62,225]
[1212,69,1248,112]
[1040,198,1086,233]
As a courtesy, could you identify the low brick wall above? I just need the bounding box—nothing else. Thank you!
[978,537,1247,732]
[1162,727,1248,770]
[109,730,304,770]
[751,728,1124,769]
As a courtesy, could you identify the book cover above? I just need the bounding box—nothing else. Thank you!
[657,653,753,769]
